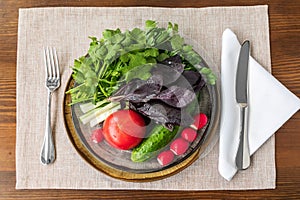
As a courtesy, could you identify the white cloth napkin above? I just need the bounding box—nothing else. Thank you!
[219,28,300,181]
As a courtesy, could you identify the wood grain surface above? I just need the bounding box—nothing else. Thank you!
[0,0,299,199]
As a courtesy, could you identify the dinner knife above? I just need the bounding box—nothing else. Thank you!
[235,40,251,170]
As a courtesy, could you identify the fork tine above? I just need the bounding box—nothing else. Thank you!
[45,47,53,79]
[49,47,56,80]
[53,48,60,80]
[44,47,49,78]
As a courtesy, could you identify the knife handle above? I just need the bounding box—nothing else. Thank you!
[236,105,250,170]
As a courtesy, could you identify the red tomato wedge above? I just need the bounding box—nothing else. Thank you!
[103,110,146,150]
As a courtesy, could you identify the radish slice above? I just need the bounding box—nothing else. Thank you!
[181,128,197,142]
[91,128,104,143]
[192,113,208,130]
[157,150,174,166]
[170,138,189,155]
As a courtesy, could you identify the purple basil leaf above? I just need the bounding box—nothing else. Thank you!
[109,75,163,102]
[130,100,194,129]
[155,86,196,108]
[151,55,184,85]
[183,70,206,92]
[119,100,127,109]
[109,78,144,101]
[174,70,206,92]
[160,54,183,69]
[131,74,163,99]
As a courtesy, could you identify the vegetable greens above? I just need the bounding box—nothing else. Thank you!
[67,20,215,106]
[67,20,217,128]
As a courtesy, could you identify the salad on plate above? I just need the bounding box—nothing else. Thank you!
[66,20,217,169]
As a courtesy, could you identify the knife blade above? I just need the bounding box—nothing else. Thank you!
[235,40,251,170]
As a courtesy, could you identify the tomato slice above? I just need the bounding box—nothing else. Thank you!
[103,110,146,150]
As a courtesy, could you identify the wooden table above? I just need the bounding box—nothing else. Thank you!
[1,0,299,199]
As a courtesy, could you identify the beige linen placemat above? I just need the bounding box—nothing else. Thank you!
[16,5,275,190]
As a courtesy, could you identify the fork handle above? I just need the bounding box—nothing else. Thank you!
[41,90,56,165]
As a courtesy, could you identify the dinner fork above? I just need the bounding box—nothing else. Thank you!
[41,47,60,165]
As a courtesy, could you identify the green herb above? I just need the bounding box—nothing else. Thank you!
[67,20,216,127]
[200,67,217,85]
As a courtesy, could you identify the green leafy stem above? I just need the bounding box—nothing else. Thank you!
[66,20,217,106]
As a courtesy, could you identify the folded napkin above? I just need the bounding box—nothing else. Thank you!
[219,29,300,181]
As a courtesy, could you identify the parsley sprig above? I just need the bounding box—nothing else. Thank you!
[66,20,216,106]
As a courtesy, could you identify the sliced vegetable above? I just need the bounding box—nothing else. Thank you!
[192,113,208,130]
[157,150,175,166]
[181,128,197,142]
[170,138,189,155]
[89,104,121,127]
[131,125,179,162]
[80,102,119,125]
[91,128,104,143]
[80,99,109,113]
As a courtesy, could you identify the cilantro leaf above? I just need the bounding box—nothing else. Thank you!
[145,20,157,29]
[67,20,217,106]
